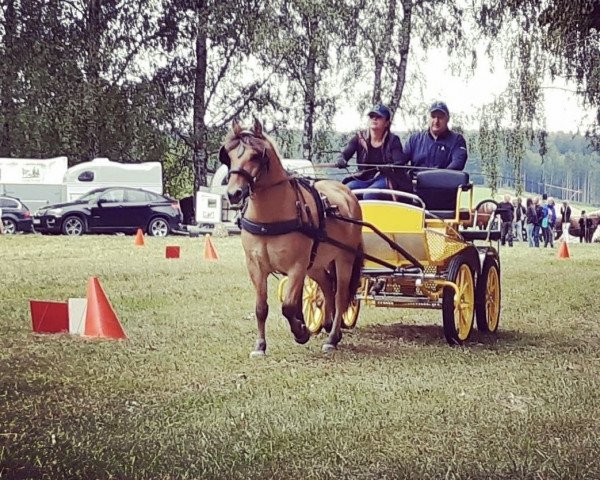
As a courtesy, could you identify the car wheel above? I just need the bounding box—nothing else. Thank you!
[2,218,17,234]
[148,217,170,237]
[62,215,85,236]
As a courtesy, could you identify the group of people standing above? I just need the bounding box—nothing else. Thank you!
[335,101,467,196]
[499,194,561,248]
[498,195,597,247]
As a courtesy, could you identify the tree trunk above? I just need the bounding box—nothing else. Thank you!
[85,0,102,158]
[389,1,412,118]
[192,12,208,192]
[302,17,318,162]
[371,1,396,106]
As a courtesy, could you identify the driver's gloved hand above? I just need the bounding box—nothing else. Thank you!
[336,158,348,169]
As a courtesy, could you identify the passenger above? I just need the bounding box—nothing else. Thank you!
[335,104,407,197]
[403,101,468,171]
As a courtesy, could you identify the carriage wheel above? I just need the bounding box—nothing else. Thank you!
[301,277,325,335]
[341,299,360,329]
[442,253,476,345]
[475,257,501,333]
[277,277,288,303]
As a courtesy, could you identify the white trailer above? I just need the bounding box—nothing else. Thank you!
[64,157,163,202]
[196,159,315,226]
[0,157,68,211]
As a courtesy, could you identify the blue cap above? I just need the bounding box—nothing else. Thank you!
[429,101,450,117]
[368,104,391,121]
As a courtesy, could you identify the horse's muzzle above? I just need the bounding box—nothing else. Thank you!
[228,185,249,206]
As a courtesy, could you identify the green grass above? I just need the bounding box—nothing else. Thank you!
[1,234,600,479]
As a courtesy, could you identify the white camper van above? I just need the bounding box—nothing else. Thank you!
[0,157,68,211]
[64,158,163,202]
[196,158,315,226]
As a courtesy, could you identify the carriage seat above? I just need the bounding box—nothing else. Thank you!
[414,170,471,220]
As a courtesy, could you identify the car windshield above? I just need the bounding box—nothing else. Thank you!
[78,190,104,202]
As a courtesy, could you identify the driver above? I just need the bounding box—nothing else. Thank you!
[335,104,409,197]
[403,101,468,171]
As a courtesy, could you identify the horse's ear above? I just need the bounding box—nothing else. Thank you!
[253,117,264,138]
[232,118,242,136]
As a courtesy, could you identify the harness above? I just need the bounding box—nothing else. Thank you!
[240,177,330,269]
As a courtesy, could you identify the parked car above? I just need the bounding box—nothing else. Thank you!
[33,187,184,236]
[0,195,34,234]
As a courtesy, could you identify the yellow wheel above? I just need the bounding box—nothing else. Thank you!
[302,277,325,334]
[442,254,475,345]
[341,300,360,329]
[277,277,288,302]
[476,256,501,333]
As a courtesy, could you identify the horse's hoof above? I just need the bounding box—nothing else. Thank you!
[322,343,337,354]
[250,350,266,358]
[294,330,310,345]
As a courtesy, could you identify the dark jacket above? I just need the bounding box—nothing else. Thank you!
[498,201,514,223]
[403,129,468,170]
[561,205,571,223]
[515,203,525,222]
[337,131,405,182]
[525,205,537,225]
[534,205,544,226]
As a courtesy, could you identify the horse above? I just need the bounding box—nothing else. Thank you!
[219,119,364,355]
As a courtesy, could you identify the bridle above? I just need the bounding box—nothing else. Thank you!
[219,130,270,194]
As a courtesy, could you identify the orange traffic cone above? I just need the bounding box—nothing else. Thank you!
[83,277,127,339]
[203,234,219,261]
[557,240,570,259]
[134,228,145,246]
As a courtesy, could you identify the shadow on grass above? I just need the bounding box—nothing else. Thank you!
[343,322,550,356]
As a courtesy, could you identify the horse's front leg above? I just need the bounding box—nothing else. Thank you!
[248,268,269,357]
[282,270,310,345]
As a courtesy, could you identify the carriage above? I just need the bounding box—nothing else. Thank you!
[277,169,502,346]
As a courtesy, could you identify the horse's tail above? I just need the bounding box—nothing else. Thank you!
[348,242,364,301]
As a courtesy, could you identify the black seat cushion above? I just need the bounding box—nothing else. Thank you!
[414,170,470,212]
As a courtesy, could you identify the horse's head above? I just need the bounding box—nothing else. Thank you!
[219,118,274,205]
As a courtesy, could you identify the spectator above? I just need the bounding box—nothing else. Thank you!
[560,200,572,239]
[525,197,537,247]
[513,196,526,241]
[579,211,587,243]
[403,101,468,171]
[533,197,543,247]
[585,215,594,243]
[498,194,514,247]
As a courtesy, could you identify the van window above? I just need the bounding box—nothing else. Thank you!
[78,171,94,182]
[0,198,19,208]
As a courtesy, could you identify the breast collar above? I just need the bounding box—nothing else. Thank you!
[240,176,328,269]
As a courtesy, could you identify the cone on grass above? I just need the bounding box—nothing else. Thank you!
[557,240,570,259]
[203,234,219,261]
[83,277,127,339]
[134,228,145,246]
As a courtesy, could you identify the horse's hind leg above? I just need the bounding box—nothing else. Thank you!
[248,269,269,357]
[309,268,335,333]
[323,258,352,353]
[282,270,310,345]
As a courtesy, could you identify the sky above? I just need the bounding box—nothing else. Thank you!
[333,48,595,135]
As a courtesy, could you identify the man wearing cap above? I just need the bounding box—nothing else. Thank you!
[403,101,468,170]
[336,104,407,196]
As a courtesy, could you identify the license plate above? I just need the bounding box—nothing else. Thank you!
[33,219,41,225]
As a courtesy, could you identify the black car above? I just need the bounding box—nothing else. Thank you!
[0,195,34,234]
[33,187,184,236]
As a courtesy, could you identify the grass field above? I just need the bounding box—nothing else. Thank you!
[1,234,600,479]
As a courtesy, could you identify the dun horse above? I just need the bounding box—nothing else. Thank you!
[220,119,363,355]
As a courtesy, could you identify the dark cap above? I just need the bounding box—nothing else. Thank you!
[368,104,391,121]
[429,101,450,117]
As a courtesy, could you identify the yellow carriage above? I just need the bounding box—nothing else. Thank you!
[278,170,502,346]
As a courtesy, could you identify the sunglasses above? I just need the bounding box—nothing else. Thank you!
[368,113,384,119]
